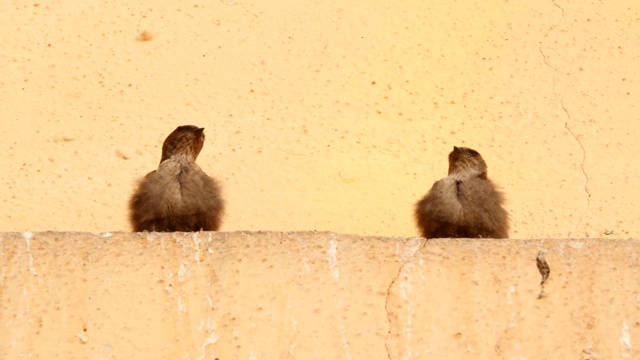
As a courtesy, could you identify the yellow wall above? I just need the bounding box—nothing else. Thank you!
[1,1,640,238]
[3,2,640,357]
[1,231,639,358]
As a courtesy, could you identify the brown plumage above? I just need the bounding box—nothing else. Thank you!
[129,125,224,232]
[415,146,508,239]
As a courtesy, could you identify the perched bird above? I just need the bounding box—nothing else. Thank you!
[129,125,224,232]
[415,146,508,239]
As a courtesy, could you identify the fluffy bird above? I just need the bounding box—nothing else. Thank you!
[129,125,224,232]
[415,146,508,239]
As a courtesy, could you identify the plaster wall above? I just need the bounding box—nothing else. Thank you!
[1,1,640,238]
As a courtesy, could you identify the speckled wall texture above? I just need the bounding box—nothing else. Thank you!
[1,232,639,359]
[2,1,640,358]
[1,1,639,238]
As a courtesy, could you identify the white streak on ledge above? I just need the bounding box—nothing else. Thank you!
[76,332,88,343]
[288,317,298,355]
[178,261,189,281]
[397,238,424,262]
[403,304,414,360]
[202,331,219,348]
[397,263,415,360]
[569,241,583,249]
[192,232,202,265]
[22,232,37,275]
[207,232,214,254]
[178,296,187,313]
[338,323,353,360]
[506,285,516,305]
[399,264,413,300]
[509,312,517,329]
[621,319,632,357]
[199,317,220,360]
[327,236,339,282]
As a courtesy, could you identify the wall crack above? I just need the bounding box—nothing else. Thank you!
[384,238,428,360]
[539,0,591,236]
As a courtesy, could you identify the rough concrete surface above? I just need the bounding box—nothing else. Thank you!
[1,231,638,359]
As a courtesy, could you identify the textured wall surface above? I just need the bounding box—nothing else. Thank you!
[2,1,639,356]
[1,1,640,238]
[1,232,638,359]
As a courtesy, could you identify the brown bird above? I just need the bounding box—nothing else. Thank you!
[129,125,224,232]
[415,146,508,239]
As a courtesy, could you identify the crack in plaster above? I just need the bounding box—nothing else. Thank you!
[384,239,428,360]
[539,0,591,236]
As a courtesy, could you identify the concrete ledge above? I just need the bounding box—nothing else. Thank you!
[1,232,638,359]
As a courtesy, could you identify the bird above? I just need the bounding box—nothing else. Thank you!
[129,125,224,232]
[415,146,508,239]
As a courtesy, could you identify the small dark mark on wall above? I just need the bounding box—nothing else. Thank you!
[136,31,154,42]
[536,251,550,299]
